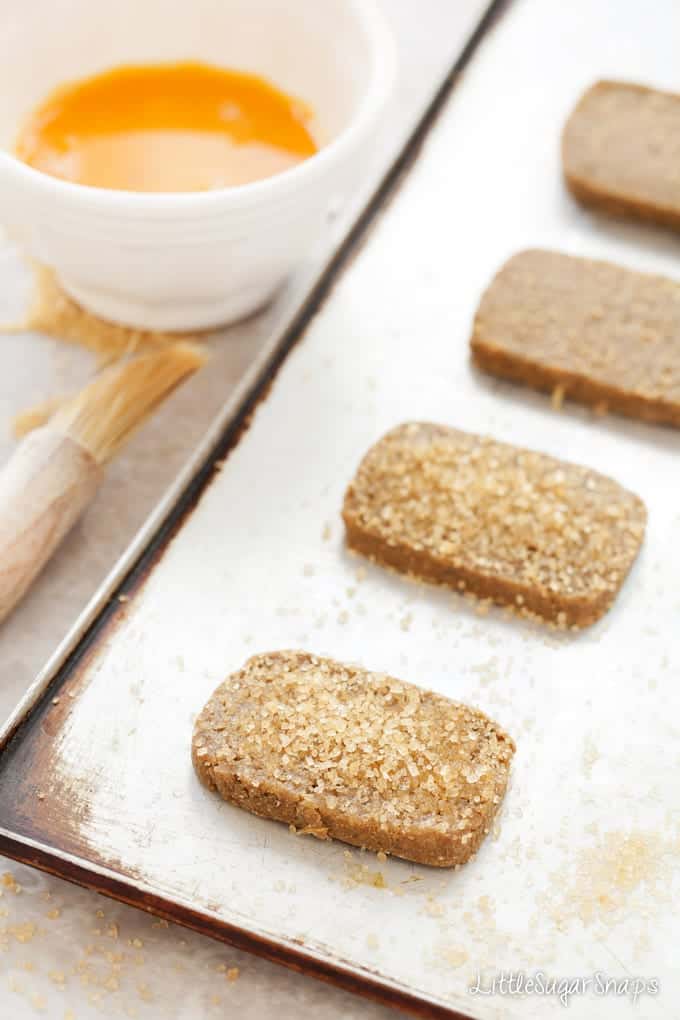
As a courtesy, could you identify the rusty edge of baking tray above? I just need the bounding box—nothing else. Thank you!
[0,4,509,1017]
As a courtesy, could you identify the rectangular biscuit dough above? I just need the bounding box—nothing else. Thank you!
[562,80,680,230]
[342,422,646,628]
[471,248,680,427]
[193,650,515,868]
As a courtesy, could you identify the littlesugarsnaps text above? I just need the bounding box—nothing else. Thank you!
[468,970,659,1008]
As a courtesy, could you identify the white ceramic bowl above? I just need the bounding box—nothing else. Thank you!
[0,0,395,330]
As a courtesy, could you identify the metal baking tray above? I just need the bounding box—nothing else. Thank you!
[1,1,679,1017]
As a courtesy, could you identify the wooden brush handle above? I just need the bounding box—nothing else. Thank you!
[0,426,103,623]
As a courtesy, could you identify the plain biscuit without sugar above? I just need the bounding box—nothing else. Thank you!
[471,248,680,428]
[562,80,680,230]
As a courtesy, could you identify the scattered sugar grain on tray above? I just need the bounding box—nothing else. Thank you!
[469,657,500,688]
[544,829,676,931]
[439,945,468,969]
[423,896,445,918]
[345,865,386,891]
[582,734,600,778]
[2,873,21,894]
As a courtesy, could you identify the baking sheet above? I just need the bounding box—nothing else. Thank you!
[1,0,680,1017]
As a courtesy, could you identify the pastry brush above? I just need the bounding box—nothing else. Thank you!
[0,342,205,623]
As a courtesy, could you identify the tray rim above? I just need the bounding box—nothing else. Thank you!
[0,4,508,1016]
[0,825,478,1020]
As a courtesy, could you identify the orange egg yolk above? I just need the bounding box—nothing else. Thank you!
[15,62,318,192]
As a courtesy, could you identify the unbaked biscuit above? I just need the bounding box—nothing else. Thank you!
[471,249,680,427]
[192,650,515,868]
[563,80,680,230]
[342,422,646,628]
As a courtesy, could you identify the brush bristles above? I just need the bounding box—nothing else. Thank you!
[53,343,206,465]
[13,395,65,438]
